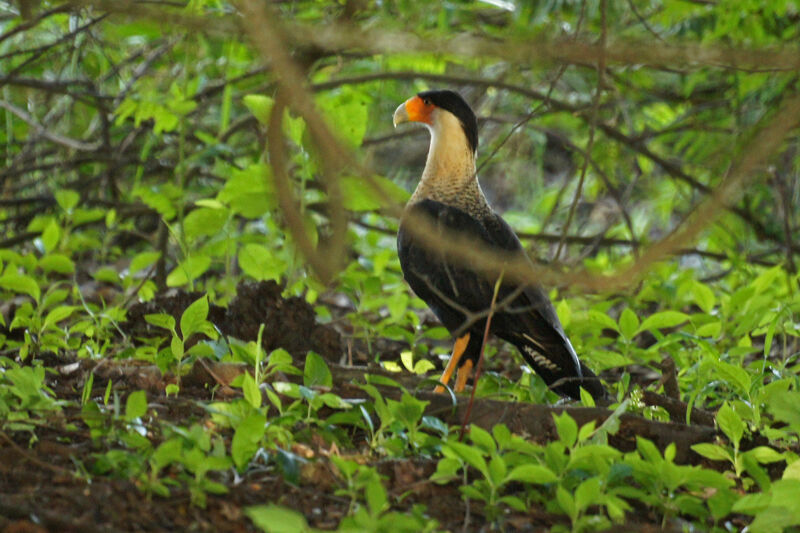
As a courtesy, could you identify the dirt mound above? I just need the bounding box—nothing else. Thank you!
[124,281,342,362]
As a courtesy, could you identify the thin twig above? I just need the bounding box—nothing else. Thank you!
[459,271,504,441]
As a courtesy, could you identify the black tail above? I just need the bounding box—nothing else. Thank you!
[512,336,609,402]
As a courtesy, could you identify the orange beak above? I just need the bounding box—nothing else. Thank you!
[393,95,434,127]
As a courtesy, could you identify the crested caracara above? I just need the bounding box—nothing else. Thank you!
[392,89,607,401]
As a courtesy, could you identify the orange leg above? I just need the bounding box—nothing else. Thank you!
[433,333,471,394]
[454,358,474,392]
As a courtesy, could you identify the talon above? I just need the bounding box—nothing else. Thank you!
[454,358,474,392]
[434,333,470,393]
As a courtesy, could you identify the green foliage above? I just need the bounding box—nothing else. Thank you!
[3,0,800,530]
[144,294,219,387]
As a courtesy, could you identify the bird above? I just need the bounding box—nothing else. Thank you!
[392,89,607,401]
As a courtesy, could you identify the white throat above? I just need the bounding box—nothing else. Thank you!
[411,109,486,209]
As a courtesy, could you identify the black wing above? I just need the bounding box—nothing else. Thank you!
[398,199,605,400]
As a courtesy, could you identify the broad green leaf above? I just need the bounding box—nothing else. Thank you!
[488,454,507,487]
[231,411,267,470]
[446,441,489,478]
[469,425,497,454]
[151,438,182,470]
[637,311,689,335]
[575,477,602,511]
[365,477,388,515]
[217,163,274,218]
[166,255,211,287]
[130,251,161,274]
[556,485,576,517]
[716,402,744,447]
[340,175,409,211]
[55,189,80,212]
[553,411,578,448]
[125,390,147,420]
[714,360,750,396]
[180,295,209,338]
[239,244,286,282]
[43,305,78,328]
[0,273,41,302]
[171,336,184,361]
[556,300,571,328]
[245,505,309,533]
[242,373,262,409]
[40,220,61,253]
[618,308,639,339]
[145,313,176,332]
[183,207,228,242]
[506,464,558,484]
[690,280,716,313]
[316,89,369,147]
[747,446,785,464]
[39,253,74,274]
[783,460,800,480]
[587,310,619,332]
[242,94,274,125]
[303,351,332,388]
[691,443,732,462]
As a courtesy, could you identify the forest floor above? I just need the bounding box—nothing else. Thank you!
[0,282,746,532]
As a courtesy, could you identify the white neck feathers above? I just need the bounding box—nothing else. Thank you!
[410,109,487,210]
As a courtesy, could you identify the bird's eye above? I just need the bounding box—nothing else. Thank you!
[422,98,431,105]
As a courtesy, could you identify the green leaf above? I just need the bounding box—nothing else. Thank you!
[217,163,274,218]
[553,412,578,448]
[556,484,576,517]
[431,457,462,483]
[130,251,161,274]
[488,454,507,487]
[506,464,558,484]
[55,189,80,211]
[145,313,176,332]
[747,446,785,464]
[231,411,267,470]
[340,175,409,211]
[469,425,497,454]
[245,505,309,533]
[180,295,209,339]
[575,477,602,511]
[400,350,414,372]
[316,89,369,147]
[151,438,182,470]
[783,460,800,480]
[0,273,41,302]
[713,360,751,395]
[171,336,184,361]
[365,477,388,515]
[303,351,332,388]
[717,402,744,447]
[691,443,732,462]
[636,311,689,335]
[243,94,275,125]
[690,280,716,313]
[183,207,228,242]
[446,441,489,479]
[166,255,211,287]
[125,390,147,420]
[242,373,262,409]
[40,219,61,252]
[43,305,78,329]
[556,299,571,328]
[239,244,286,282]
[618,308,639,339]
[39,253,75,274]
[587,310,619,332]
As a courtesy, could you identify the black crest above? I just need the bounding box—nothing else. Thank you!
[418,89,478,153]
